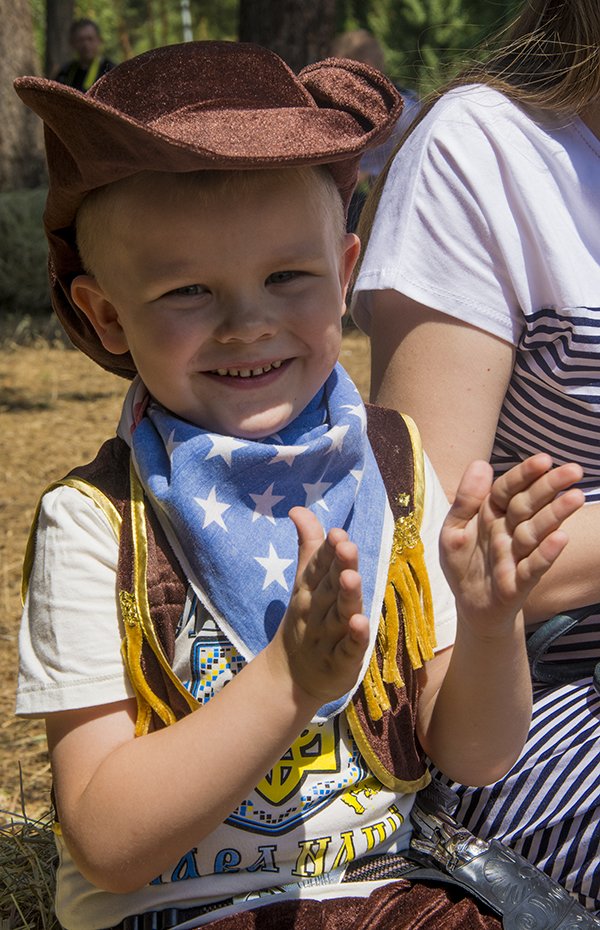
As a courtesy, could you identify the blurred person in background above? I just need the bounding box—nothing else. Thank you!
[55,18,114,91]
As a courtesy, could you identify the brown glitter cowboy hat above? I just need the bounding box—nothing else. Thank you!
[14,40,402,378]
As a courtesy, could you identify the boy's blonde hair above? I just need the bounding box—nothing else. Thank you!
[76,166,346,287]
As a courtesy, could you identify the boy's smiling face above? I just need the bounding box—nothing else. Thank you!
[72,169,360,438]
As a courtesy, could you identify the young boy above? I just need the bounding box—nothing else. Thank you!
[14,42,584,930]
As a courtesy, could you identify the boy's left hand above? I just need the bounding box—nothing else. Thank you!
[440,454,585,635]
[266,506,370,708]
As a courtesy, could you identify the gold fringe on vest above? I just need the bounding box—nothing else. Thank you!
[120,461,199,735]
[362,515,436,723]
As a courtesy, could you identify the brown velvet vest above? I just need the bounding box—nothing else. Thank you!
[24,405,435,794]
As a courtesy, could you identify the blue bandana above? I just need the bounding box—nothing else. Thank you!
[120,364,393,720]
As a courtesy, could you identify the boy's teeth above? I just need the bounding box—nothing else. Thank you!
[214,361,283,377]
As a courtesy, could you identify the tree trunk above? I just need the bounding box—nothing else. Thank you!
[238,0,337,72]
[0,0,45,191]
[159,0,170,47]
[146,0,158,49]
[45,0,75,78]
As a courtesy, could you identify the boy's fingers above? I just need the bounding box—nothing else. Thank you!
[516,530,569,586]
[291,508,361,623]
[336,614,370,657]
[490,453,553,511]
[501,463,583,537]
[492,458,582,516]
[303,532,356,600]
[444,460,493,529]
[289,506,327,580]
[510,487,585,558]
[289,506,325,546]
[307,541,360,618]
[335,568,363,622]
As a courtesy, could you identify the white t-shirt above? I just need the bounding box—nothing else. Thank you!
[353,84,600,500]
[17,455,455,930]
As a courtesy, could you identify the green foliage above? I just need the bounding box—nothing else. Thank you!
[30,0,239,65]
[336,0,371,32]
[384,0,477,91]
[0,188,50,316]
[60,0,239,62]
[337,0,521,94]
[29,0,45,63]
[191,0,238,40]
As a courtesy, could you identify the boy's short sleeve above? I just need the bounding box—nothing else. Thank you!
[420,453,456,650]
[16,485,134,716]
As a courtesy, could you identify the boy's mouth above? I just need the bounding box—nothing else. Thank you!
[211,360,284,378]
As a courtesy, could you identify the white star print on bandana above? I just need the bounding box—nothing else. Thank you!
[119,364,394,720]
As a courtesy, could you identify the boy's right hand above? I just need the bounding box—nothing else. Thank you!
[267,506,370,709]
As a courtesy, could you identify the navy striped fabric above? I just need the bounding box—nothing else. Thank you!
[493,306,600,500]
[434,680,600,911]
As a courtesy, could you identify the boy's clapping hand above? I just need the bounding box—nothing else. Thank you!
[269,506,370,708]
[440,453,585,635]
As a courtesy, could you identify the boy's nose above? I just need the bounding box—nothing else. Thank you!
[215,298,277,342]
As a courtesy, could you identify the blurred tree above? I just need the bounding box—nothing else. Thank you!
[192,0,237,40]
[239,0,337,71]
[114,0,134,59]
[45,0,74,76]
[335,0,370,33]
[1,0,45,190]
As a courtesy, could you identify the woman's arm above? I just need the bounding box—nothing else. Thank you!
[370,290,600,623]
[369,291,514,495]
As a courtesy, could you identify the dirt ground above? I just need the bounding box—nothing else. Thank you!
[0,328,371,818]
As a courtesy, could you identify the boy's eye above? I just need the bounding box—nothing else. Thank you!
[166,284,207,297]
[266,271,300,285]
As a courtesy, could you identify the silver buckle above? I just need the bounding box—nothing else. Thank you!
[410,794,488,873]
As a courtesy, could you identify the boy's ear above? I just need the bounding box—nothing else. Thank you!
[339,233,361,309]
[70,275,129,355]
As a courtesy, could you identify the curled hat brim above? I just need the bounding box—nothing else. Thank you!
[15,41,403,377]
